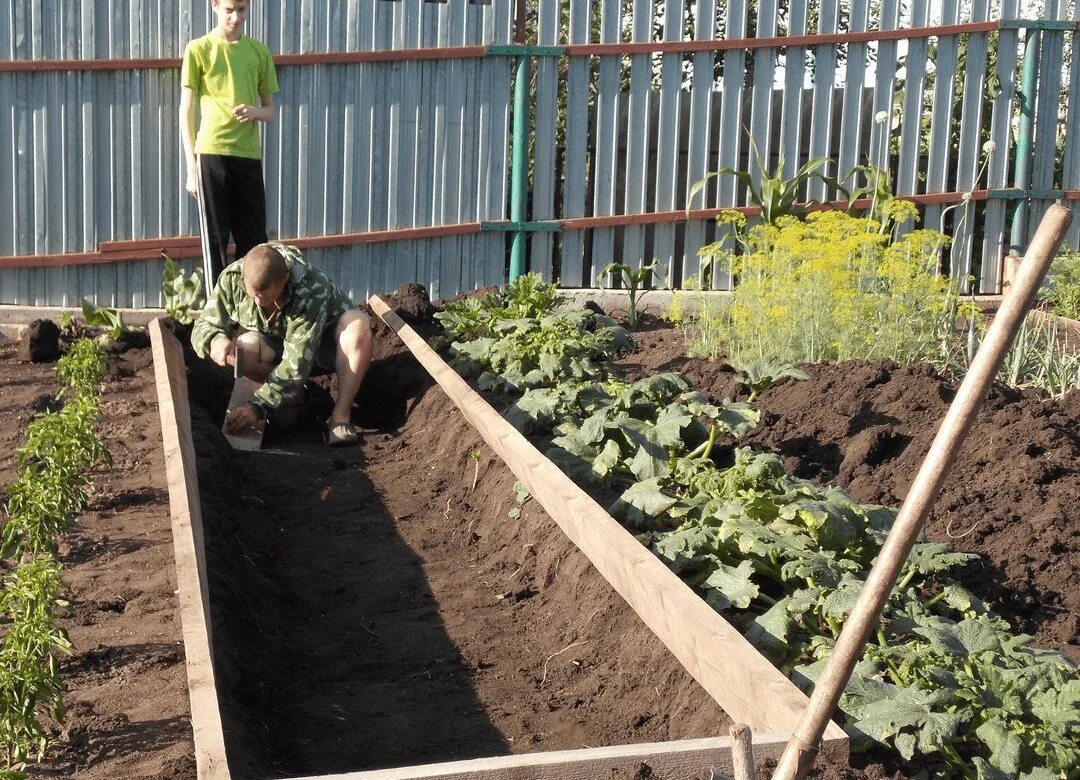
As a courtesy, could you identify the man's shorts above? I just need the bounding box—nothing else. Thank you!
[243,310,368,377]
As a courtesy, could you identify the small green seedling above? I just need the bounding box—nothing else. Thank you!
[596,261,666,329]
[469,450,482,493]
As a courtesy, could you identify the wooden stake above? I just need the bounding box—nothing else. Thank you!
[730,724,754,780]
[771,203,1073,780]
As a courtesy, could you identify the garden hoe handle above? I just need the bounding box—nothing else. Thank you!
[771,203,1073,780]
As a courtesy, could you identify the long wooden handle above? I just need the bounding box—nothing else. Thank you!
[771,203,1073,780]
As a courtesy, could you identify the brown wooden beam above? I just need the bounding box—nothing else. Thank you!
[0,46,490,73]
[0,223,484,269]
[149,320,231,780]
[566,21,1011,57]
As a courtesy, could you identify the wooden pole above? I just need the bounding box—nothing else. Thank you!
[730,724,754,780]
[771,203,1073,780]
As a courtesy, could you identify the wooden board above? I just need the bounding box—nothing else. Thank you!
[288,733,791,780]
[368,296,849,747]
[149,319,232,780]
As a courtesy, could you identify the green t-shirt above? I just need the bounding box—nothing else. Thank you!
[181,33,279,160]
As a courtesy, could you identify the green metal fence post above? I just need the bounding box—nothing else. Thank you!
[1009,29,1041,257]
[508,54,530,282]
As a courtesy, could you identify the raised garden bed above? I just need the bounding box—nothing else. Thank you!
[4,286,1078,778]
[149,296,848,778]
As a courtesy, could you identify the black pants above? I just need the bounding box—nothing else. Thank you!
[197,154,268,287]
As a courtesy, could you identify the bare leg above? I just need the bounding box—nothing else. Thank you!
[235,331,278,383]
[329,310,373,425]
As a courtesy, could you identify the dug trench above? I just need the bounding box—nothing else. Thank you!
[185,294,729,778]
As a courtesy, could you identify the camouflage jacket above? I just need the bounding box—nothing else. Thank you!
[191,243,354,411]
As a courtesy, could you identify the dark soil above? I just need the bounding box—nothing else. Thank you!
[188,291,728,778]
[5,300,1079,780]
[19,318,61,362]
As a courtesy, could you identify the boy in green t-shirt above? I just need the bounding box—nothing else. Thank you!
[180,0,279,290]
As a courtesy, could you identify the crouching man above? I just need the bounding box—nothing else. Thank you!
[191,242,372,446]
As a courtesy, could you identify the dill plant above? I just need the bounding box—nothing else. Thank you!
[1040,250,1080,321]
[686,210,963,368]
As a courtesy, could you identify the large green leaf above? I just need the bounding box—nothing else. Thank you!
[610,478,677,527]
[974,719,1027,776]
[913,616,1004,658]
[591,439,623,480]
[745,596,796,663]
[702,559,759,611]
[629,444,670,481]
[653,404,695,448]
[850,684,964,759]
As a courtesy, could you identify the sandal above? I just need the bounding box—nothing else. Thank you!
[326,421,362,447]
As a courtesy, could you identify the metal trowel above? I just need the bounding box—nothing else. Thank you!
[222,341,266,451]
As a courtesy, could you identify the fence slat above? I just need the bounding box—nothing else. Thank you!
[682,0,718,287]
[562,0,591,287]
[805,0,839,203]
[714,0,748,290]
[779,0,808,181]
[530,0,561,281]
[923,3,961,247]
[981,0,1021,292]
[1029,2,1069,248]
[1064,24,1080,251]
[749,0,778,185]
[619,0,654,276]
[652,0,683,287]
[591,0,623,283]
[836,1,869,187]
[894,0,931,232]
[949,0,991,289]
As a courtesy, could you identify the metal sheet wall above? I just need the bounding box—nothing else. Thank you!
[536,0,1080,294]
[0,1,512,306]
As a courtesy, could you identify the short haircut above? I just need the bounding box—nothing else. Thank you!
[242,245,288,291]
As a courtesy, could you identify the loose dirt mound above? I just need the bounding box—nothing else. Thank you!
[190,303,727,778]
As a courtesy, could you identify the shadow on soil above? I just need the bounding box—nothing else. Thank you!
[188,349,508,778]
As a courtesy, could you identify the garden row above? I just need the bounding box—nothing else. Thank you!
[0,339,110,779]
[435,272,1080,779]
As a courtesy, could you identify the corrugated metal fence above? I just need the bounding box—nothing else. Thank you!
[2,1,1078,306]
[532,0,1080,293]
[0,1,513,306]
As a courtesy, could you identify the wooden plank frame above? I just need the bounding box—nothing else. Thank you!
[150,302,849,780]
[149,320,231,780]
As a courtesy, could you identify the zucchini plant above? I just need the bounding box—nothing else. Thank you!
[435,279,1080,778]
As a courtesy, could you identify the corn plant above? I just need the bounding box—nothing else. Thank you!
[596,261,665,329]
[688,143,842,226]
